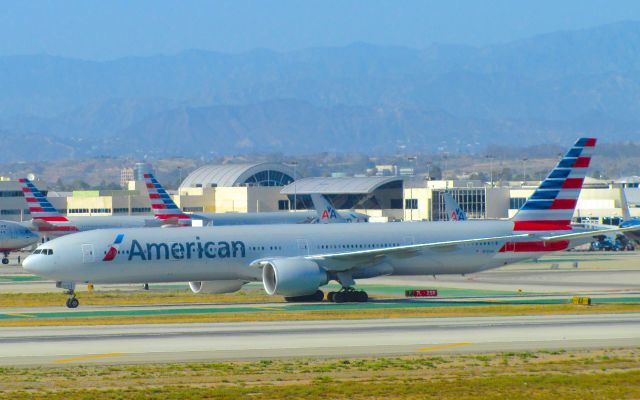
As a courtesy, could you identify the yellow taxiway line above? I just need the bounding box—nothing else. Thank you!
[54,352,126,364]
[418,342,473,352]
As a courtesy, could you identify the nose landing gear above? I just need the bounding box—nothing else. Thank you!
[56,281,79,308]
[2,251,10,265]
[65,293,79,309]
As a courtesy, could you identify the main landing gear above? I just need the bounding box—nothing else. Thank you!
[285,290,325,302]
[327,288,368,303]
[2,251,9,265]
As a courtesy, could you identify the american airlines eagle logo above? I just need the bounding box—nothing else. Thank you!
[321,207,338,220]
[450,208,466,221]
[103,233,125,261]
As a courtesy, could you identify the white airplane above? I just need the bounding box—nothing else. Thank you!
[143,173,368,225]
[25,138,631,308]
[0,221,39,264]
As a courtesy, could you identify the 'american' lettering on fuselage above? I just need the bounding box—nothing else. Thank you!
[127,238,246,261]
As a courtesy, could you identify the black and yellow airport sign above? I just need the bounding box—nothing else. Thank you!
[571,296,592,306]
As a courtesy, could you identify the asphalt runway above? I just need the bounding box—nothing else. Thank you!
[1,313,639,366]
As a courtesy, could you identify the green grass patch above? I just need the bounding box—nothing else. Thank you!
[1,348,639,399]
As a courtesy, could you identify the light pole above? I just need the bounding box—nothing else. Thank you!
[522,158,528,185]
[289,161,298,211]
[407,156,417,221]
[486,155,494,187]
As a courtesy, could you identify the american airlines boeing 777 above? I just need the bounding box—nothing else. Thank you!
[24,138,630,308]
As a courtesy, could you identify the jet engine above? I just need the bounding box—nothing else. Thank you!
[262,258,327,297]
[188,280,246,294]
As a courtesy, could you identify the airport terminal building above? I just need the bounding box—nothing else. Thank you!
[0,164,639,224]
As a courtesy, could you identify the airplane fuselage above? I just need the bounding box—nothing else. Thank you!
[24,220,590,284]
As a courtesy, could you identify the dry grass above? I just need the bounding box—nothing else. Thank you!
[1,348,639,399]
[0,289,275,307]
[1,302,639,327]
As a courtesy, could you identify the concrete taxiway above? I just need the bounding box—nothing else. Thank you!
[1,313,638,366]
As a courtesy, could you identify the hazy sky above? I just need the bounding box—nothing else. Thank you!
[3,0,640,60]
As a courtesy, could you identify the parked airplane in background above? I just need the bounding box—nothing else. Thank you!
[443,193,467,221]
[25,137,634,308]
[0,221,39,264]
[19,178,161,234]
[618,187,640,243]
[143,173,367,225]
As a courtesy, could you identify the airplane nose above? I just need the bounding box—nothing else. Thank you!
[22,255,40,273]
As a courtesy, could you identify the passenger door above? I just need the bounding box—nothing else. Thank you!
[81,244,95,263]
[296,239,309,256]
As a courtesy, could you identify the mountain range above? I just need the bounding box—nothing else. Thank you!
[3,21,640,161]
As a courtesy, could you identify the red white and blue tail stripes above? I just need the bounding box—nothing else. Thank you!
[102,233,125,261]
[143,173,191,226]
[512,138,596,232]
[19,178,78,232]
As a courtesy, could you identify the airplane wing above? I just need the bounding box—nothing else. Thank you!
[251,233,533,271]
[540,225,640,241]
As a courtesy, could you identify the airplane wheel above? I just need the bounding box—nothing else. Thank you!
[313,290,325,301]
[328,291,336,302]
[66,297,79,308]
[1,258,8,265]
[334,292,345,303]
[357,291,369,302]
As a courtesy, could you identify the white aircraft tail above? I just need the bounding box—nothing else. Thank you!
[443,193,466,221]
[310,193,347,223]
[620,187,632,221]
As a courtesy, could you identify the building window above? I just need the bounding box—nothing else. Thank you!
[389,199,403,209]
[509,197,527,209]
[405,199,418,209]
[0,191,24,197]
[278,200,290,210]
[0,209,21,215]
[113,208,129,214]
[90,208,111,213]
[131,207,151,213]
[183,207,203,212]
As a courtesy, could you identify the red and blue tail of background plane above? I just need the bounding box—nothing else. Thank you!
[499,138,596,255]
[143,173,192,226]
[19,178,78,232]
[511,137,596,232]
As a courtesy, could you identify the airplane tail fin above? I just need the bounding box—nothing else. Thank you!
[310,193,347,223]
[19,178,78,232]
[143,173,191,226]
[620,187,632,221]
[512,138,596,231]
[443,193,467,221]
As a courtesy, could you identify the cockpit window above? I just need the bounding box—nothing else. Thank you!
[33,249,42,254]
[47,249,53,255]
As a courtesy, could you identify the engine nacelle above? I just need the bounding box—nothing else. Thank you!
[188,280,246,294]
[262,258,327,297]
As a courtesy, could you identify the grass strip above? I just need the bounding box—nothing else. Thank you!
[1,348,639,399]
[0,302,638,327]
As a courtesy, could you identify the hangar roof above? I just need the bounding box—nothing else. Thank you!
[180,163,295,188]
[280,176,403,195]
